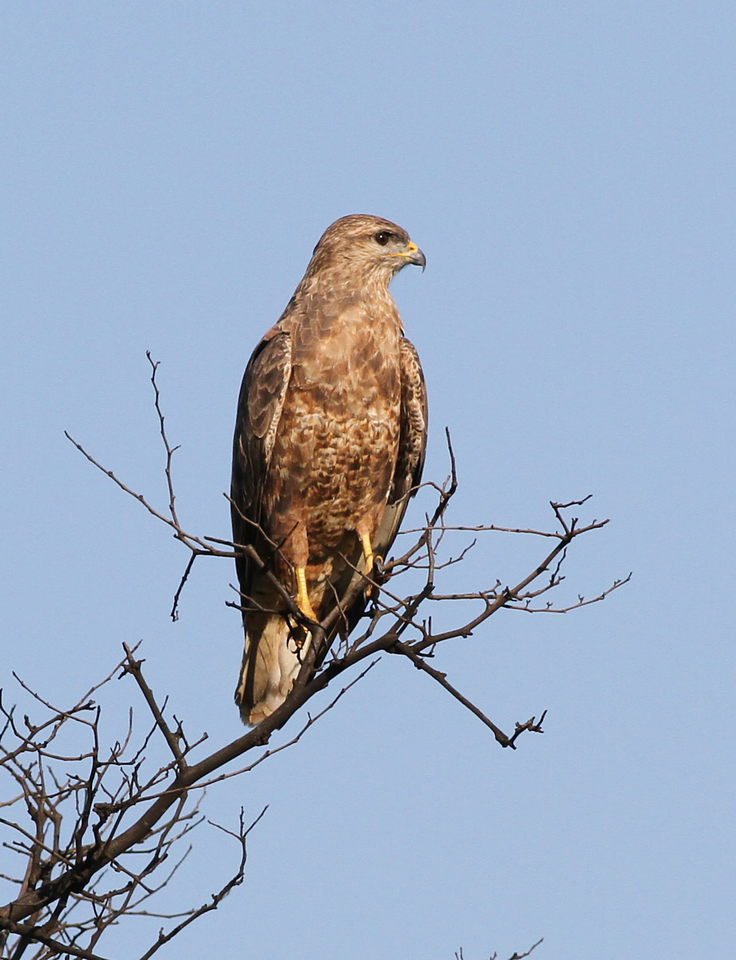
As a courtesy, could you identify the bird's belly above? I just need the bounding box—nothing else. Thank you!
[301,412,398,553]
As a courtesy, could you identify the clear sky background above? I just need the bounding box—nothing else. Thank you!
[2,3,734,958]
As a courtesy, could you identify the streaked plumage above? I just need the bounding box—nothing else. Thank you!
[231,214,427,724]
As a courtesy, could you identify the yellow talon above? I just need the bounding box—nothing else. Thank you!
[295,567,318,622]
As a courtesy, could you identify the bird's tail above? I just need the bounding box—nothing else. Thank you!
[234,613,307,725]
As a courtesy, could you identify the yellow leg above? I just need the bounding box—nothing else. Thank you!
[295,566,318,622]
[360,531,374,577]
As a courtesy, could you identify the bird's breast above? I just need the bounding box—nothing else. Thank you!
[268,302,404,550]
[290,302,401,399]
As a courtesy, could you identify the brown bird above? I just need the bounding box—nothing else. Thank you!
[231,214,427,724]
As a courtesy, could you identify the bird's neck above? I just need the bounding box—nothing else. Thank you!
[292,265,399,317]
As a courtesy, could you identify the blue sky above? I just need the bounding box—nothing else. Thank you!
[2,2,734,958]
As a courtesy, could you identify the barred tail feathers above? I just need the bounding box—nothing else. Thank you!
[235,613,305,725]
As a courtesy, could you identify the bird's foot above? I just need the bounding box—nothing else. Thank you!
[359,530,375,579]
[286,566,317,653]
[359,531,382,599]
[294,566,318,623]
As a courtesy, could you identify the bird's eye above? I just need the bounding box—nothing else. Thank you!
[374,231,392,246]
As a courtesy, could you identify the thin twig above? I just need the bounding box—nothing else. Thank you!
[121,645,186,770]
[392,642,544,749]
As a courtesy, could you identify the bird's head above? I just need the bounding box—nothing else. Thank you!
[307,214,426,285]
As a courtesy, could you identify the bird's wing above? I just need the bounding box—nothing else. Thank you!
[374,335,428,560]
[230,326,292,596]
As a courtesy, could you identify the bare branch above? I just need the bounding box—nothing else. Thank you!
[145,352,181,531]
[454,937,543,960]
[134,808,264,960]
[170,554,196,622]
[392,642,545,749]
[121,644,186,770]
[507,936,545,960]
[0,917,112,960]
[25,356,628,958]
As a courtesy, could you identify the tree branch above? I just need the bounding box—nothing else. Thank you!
[11,353,628,958]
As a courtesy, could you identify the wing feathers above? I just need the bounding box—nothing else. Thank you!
[374,336,427,562]
[231,328,292,595]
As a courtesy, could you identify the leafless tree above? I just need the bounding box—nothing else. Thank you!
[0,356,628,958]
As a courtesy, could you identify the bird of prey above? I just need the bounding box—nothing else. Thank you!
[230,214,427,724]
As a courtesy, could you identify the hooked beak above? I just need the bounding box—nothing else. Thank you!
[405,240,426,270]
[392,240,426,271]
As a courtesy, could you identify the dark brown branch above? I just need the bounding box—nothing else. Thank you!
[392,642,544,749]
[455,937,543,960]
[170,554,196,622]
[145,353,181,531]
[134,808,260,960]
[509,573,632,613]
[121,645,186,770]
[183,660,379,792]
[506,936,545,959]
[0,917,112,960]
